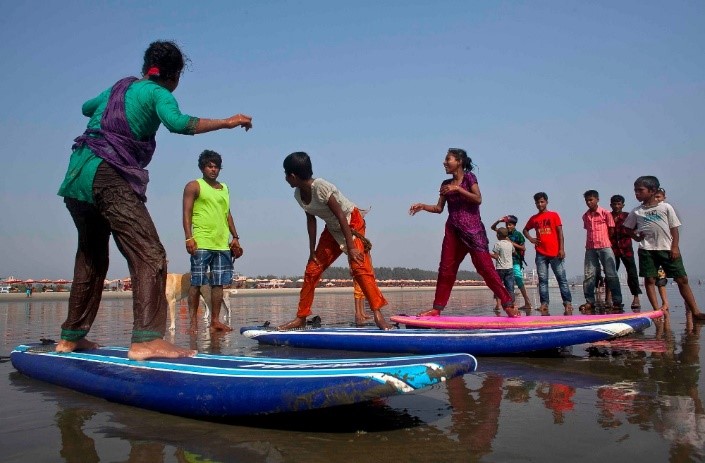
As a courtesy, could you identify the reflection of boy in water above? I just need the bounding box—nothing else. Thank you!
[650,323,705,459]
[536,383,575,424]
[446,375,502,458]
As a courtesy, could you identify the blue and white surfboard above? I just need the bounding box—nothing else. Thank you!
[11,344,477,418]
[241,317,653,355]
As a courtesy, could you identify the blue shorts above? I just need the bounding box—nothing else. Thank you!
[190,250,233,286]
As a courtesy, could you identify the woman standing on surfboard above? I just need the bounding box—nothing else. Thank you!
[409,148,518,318]
[56,41,253,360]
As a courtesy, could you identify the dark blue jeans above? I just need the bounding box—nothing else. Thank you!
[497,268,515,303]
[535,253,572,306]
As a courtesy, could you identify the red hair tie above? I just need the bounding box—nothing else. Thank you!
[146,66,160,77]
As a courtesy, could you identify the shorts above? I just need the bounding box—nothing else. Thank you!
[637,249,687,279]
[513,263,524,287]
[190,249,233,286]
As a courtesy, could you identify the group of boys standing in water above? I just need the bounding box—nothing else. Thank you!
[484,182,704,324]
[54,41,704,361]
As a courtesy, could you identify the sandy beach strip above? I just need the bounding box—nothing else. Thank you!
[0,285,491,301]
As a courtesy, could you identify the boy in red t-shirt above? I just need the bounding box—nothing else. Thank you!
[523,192,573,315]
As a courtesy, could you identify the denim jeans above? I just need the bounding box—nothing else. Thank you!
[583,247,622,305]
[497,268,515,302]
[535,253,572,305]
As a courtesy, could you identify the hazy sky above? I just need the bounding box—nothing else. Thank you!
[1,1,704,281]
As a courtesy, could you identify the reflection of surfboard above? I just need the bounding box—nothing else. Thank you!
[241,317,652,355]
[11,344,476,418]
[391,311,663,330]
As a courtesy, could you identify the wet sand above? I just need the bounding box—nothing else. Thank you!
[2,285,704,462]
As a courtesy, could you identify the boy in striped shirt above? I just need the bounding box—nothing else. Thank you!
[580,190,623,313]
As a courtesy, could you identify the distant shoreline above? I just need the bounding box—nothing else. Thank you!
[0,285,494,301]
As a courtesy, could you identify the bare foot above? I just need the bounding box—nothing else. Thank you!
[538,304,550,316]
[127,339,197,361]
[355,311,372,322]
[354,316,371,326]
[210,320,233,332]
[56,338,100,353]
[277,317,307,330]
[502,304,520,318]
[373,310,392,330]
[417,308,441,317]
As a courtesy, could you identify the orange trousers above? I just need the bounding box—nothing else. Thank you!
[297,208,387,318]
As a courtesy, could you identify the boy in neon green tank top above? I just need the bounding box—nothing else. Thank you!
[183,150,243,332]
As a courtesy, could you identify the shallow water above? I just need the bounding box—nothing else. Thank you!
[1,285,704,462]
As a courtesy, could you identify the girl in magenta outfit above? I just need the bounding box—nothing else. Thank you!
[409,148,519,317]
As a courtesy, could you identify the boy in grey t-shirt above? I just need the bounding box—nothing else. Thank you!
[491,227,515,308]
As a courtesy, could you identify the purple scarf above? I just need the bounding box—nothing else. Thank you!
[72,77,156,202]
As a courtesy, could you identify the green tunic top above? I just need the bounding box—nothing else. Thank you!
[58,79,199,203]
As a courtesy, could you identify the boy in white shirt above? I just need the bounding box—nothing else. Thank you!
[623,176,705,321]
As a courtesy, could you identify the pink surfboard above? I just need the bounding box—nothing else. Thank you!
[390,310,664,330]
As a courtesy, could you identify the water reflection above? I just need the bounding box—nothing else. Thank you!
[587,313,704,460]
[10,370,468,462]
[3,286,705,462]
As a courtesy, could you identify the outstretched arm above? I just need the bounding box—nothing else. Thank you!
[194,114,253,134]
[409,195,446,216]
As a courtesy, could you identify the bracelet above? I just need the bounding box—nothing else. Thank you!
[233,235,240,240]
[185,237,194,242]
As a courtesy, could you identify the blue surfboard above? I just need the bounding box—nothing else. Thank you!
[241,317,653,356]
[10,343,477,418]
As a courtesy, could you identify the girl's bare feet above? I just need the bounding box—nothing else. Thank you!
[417,308,441,317]
[127,339,196,361]
[277,317,307,330]
[504,305,520,318]
[56,338,100,353]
